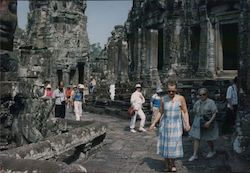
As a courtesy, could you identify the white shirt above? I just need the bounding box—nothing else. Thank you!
[53,88,66,105]
[226,84,238,107]
[130,90,145,110]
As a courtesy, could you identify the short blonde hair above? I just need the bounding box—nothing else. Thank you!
[198,88,208,94]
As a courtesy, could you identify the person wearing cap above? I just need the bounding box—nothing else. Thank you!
[72,84,85,121]
[129,83,146,133]
[42,84,53,98]
[52,81,66,118]
[150,87,163,129]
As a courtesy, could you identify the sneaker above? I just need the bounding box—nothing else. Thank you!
[138,127,147,132]
[206,151,216,158]
[130,129,137,133]
[188,155,198,162]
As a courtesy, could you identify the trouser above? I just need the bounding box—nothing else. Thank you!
[130,108,146,129]
[74,101,83,121]
[223,105,238,134]
[55,104,66,118]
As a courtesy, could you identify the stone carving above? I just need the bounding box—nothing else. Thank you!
[0,0,18,72]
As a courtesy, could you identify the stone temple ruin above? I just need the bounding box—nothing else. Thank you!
[0,0,105,172]
[18,0,90,87]
[91,0,250,162]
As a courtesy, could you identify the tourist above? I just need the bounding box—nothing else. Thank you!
[188,88,218,162]
[70,85,77,112]
[72,84,85,121]
[89,77,96,94]
[42,84,53,98]
[65,85,72,109]
[150,81,190,172]
[150,87,163,129]
[129,84,146,133]
[52,81,66,118]
[223,76,238,134]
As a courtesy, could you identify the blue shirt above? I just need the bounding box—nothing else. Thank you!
[151,93,161,108]
[73,89,84,102]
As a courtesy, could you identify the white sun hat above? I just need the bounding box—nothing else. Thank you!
[135,84,141,88]
[78,84,85,89]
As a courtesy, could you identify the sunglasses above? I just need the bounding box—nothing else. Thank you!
[167,90,176,94]
[199,93,207,96]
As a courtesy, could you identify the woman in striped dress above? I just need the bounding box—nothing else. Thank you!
[150,81,190,172]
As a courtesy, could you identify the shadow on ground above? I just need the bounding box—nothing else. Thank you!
[143,157,165,172]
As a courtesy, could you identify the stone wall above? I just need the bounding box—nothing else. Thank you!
[124,0,249,86]
[232,0,250,159]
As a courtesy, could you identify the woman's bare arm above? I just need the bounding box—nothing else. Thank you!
[180,95,190,131]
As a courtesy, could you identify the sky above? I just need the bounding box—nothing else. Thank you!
[17,1,132,48]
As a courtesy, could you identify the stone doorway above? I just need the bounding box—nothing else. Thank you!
[157,29,163,71]
[69,70,76,85]
[57,70,63,83]
[191,26,200,72]
[220,23,238,70]
[78,62,85,84]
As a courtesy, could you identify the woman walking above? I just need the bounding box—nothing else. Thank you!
[150,81,190,172]
[188,88,218,161]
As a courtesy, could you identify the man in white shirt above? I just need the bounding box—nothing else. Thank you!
[224,77,238,134]
[53,81,66,118]
[130,84,146,133]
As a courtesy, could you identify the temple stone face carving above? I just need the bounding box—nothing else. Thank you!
[19,0,90,87]
[0,0,18,72]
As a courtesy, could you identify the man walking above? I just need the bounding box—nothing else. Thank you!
[53,81,66,118]
[224,77,238,134]
[130,84,146,133]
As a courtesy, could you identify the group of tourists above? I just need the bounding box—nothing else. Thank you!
[42,81,86,121]
[129,77,238,172]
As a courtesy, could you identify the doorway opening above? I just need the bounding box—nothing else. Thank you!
[57,70,62,83]
[77,62,84,84]
[158,29,163,71]
[190,26,200,72]
[220,23,238,70]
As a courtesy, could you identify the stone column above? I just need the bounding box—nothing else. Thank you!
[239,0,250,93]
[62,69,70,85]
[120,40,129,83]
[207,19,216,77]
[137,28,143,80]
[215,19,224,73]
[197,6,209,76]
[142,29,161,87]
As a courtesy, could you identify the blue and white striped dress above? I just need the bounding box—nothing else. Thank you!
[157,95,183,158]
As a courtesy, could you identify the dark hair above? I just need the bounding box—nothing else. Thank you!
[234,77,238,84]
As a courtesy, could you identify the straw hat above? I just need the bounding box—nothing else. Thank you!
[46,84,51,89]
[135,84,141,88]
[78,84,85,89]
